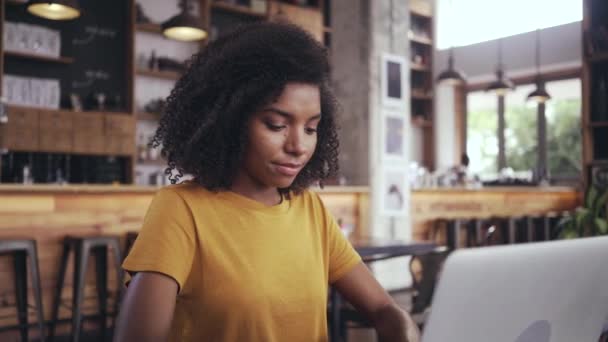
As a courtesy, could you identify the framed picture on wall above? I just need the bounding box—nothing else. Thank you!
[381,108,408,163]
[381,53,406,108]
[381,168,409,217]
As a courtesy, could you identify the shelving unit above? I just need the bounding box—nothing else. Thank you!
[135,22,162,34]
[410,62,430,72]
[4,50,74,64]
[135,68,181,80]
[1,0,135,184]
[211,2,267,18]
[0,0,331,185]
[582,0,608,188]
[136,111,161,121]
[589,52,608,63]
[409,0,435,170]
[409,35,433,46]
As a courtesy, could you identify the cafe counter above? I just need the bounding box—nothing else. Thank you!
[0,184,579,338]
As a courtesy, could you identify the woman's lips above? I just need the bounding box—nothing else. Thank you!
[273,163,302,177]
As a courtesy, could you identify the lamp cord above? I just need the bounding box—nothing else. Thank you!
[535,29,541,75]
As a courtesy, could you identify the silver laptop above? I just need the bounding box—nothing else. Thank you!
[422,236,608,342]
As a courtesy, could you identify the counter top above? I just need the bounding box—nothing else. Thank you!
[412,186,578,193]
[0,184,371,194]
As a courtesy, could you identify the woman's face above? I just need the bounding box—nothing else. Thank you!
[239,83,321,191]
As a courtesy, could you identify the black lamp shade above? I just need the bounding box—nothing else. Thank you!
[27,0,81,20]
[161,12,207,42]
[486,69,514,95]
[437,49,466,85]
[527,80,551,103]
[437,68,466,85]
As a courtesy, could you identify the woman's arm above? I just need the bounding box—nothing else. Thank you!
[332,263,420,342]
[113,272,179,342]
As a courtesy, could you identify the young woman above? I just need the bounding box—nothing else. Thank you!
[114,22,419,342]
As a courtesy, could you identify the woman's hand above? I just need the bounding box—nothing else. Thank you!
[332,262,421,342]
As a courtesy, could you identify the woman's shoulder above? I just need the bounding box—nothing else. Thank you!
[290,188,326,211]
[155,181,214,202]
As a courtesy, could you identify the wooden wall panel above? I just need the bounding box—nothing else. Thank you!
[0,186,367,339]
[411,187,581,240]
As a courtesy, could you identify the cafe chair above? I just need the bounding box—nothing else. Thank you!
[48,235,123,342]
[0,239,45,342]
[431,219,478,249]
[330,247,450,341]
[124,232,139,260]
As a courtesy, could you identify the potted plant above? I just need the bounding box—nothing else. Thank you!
[557,186,608,239]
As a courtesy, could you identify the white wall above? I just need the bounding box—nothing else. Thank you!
[433,22,582,168]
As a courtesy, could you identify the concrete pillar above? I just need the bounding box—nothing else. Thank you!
[332,0,413,290]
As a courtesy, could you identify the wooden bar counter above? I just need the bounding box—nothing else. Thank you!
[410,186,581,240]
[0,184,369,338]
[0,184,579,338]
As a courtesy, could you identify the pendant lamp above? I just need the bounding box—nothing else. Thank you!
[527,29,551,103]
[486,39,514,95]
[437,47,466,85]
[162,0,207,42]
[27,0,81,21]
[437,0,466,85]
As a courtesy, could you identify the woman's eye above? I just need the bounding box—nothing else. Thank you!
[266,123,285,131]
[305,127,318,135]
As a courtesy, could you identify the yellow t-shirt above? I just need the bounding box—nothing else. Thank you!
[122,183,362,342]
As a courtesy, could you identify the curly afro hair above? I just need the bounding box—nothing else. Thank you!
[151,21,340,195]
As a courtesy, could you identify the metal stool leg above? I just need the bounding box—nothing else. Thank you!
[49,241,71,341]
[70,241,89,342]
[14,250,28,342]
[94,246,108,342]
[110,239,124,325]
[27,242,46,342]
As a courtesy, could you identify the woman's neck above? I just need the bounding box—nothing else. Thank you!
[229,177,282,207]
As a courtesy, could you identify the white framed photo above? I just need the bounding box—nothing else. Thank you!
[381,168,409,217]
[381,108,408,163]
[381,53,406,108]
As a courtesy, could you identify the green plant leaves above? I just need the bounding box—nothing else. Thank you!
[596,218,608,235]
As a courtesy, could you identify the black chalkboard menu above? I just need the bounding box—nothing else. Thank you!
[3,0,130,112]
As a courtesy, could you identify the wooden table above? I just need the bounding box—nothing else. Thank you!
[329,239,438,341]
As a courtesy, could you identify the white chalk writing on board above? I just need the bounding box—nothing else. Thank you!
[72,69,111,88]
[73,25,118,45]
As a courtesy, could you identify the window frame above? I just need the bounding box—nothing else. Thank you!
[462,67,582,184]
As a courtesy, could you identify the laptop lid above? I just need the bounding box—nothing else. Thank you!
[422,236,608,342]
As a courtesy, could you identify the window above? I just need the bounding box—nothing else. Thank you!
[467,91,498,179]
[437,0,582,49]
[466,78,582,183]
[545,79,582,179]
[504,84,538,172]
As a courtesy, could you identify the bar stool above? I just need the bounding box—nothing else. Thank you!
[476,217,510,246]
[48,236,123,342]
[124,232,138,259]
[432,219,476,249]
[0,239,45,342]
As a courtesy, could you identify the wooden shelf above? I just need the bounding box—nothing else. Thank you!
[589,121,608,127]
[409,35,433,46]
[135,22,162,34]
[137,159,167,167]
[135,68,181,81]
[589,52,608,63]
[4,50,74,64]
[411,117,433,128]
[211,2,267,18]
[411,90,433,100]
[589,160,608,166]
[137,112,161,121]
[410,7,432,19]
[411,62,430,72]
